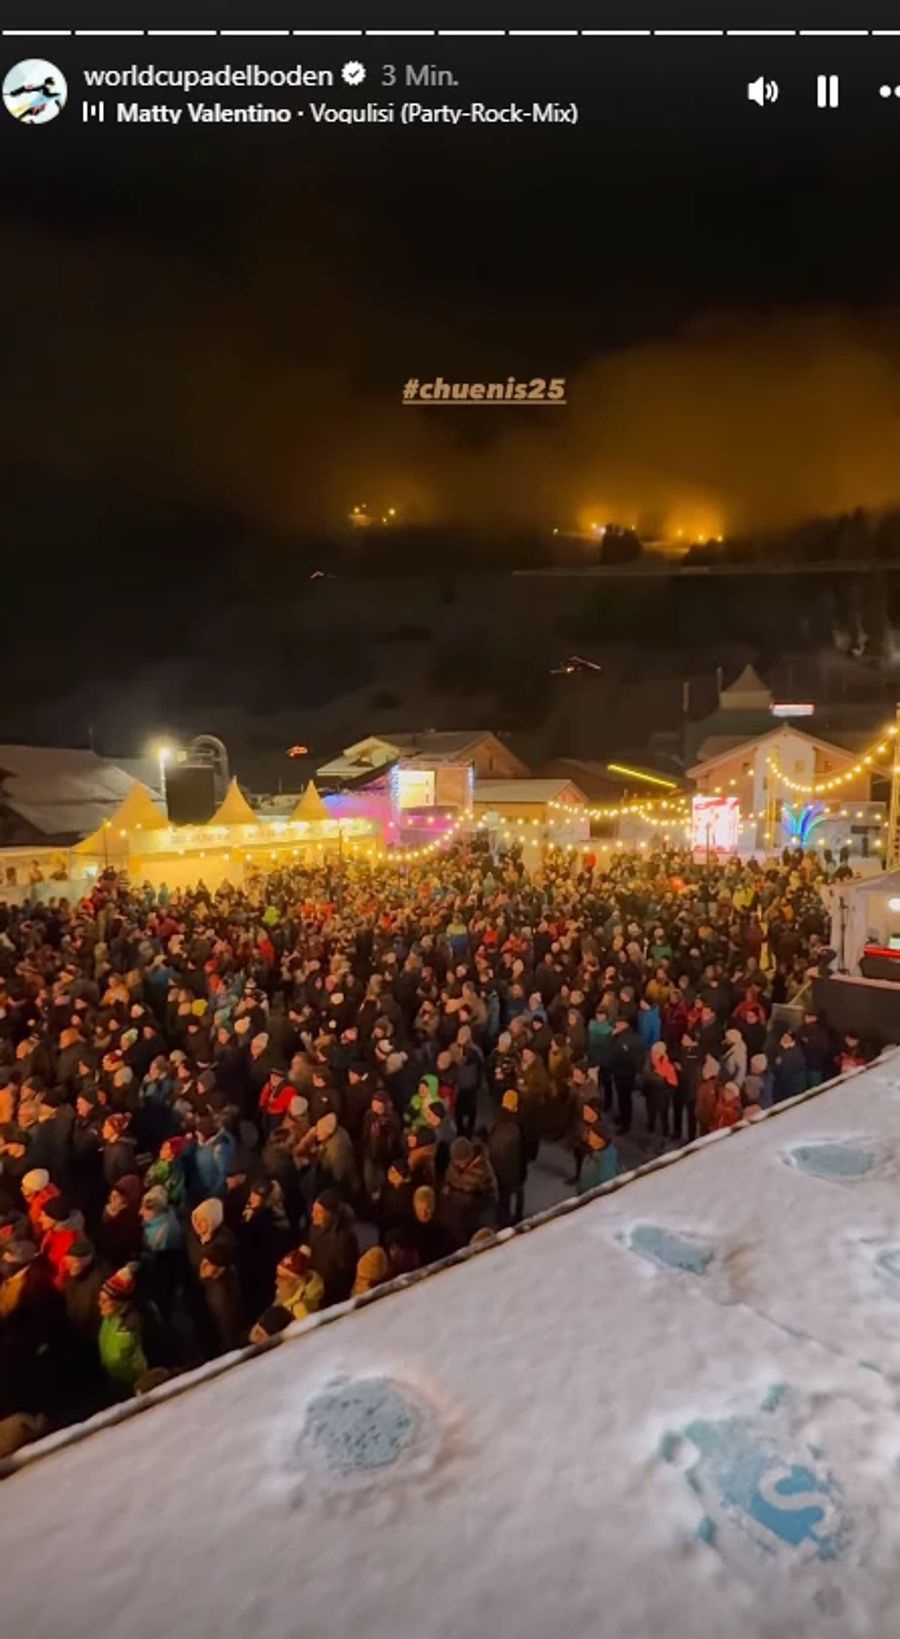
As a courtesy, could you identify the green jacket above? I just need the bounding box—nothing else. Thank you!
[99,1312,148,1395]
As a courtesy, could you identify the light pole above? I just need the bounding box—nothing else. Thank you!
[157,745,172,815]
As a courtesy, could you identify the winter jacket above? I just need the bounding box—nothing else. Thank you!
[98,1311,147,1396]
[577,1143,620,1194]
[191,1129,235,1200]
[587,1018,613,1069]
[309,1207,359,1306]
[772,1044,807,1104]
[487,1111,527,1193]
[316,1126,359,1197]
[276,1267,325,1323]
[637,1006,662,1052]
[438,1148,499,1246]
[142,1207,184,1254]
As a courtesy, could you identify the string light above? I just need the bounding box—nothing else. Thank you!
[766,724,895,795]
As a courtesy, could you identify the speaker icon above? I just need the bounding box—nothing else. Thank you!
[747,76,779,106]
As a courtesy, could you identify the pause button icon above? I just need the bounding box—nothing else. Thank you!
[817,73,839,108]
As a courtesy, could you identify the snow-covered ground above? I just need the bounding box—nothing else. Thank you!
[6,1056,900,1639]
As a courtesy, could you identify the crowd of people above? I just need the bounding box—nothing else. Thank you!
[0,839,871,1456]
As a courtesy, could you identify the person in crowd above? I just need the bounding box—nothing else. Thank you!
[577,1124,620,1195]
[97,1264,147,1398]
[273,1246,324,1322]
[308,1190,359,1307]
[486,1088,528,1226]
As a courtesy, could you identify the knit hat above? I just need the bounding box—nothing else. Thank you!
[103,1112,131,1137]
[355,1246,388,1283]
[101,1262,138,1301]
[278,1246,311,1279]
[254,1305,292,1338]
[67,1236,94,1260]
[110,1174,142,1208]
[41,1195,71,1223]
[1,1239,38,1271]
[315,1188,341,1215]
[750,1054,768,1074]
[21,1168,49,1197]
[451,1137,474,1163]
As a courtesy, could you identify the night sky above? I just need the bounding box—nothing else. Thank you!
[4,0,900,753]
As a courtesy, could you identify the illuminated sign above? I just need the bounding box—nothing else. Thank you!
[692,795,740,855]
[395,769,435,810]
[770,703,815,718]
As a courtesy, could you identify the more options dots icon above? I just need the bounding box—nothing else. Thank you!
[879,83,900,99]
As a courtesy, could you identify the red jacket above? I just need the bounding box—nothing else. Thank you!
[259,1078,294,1120]
[41,1224,79,1290]
[27,1183,60,1238]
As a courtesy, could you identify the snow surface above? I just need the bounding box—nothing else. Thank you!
[6,1055,900,1639]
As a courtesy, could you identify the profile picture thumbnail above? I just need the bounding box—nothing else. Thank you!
[3,59,67,124]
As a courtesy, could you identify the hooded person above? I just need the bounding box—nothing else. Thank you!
[308,1188,359,1307]
[97,1174,143,1266]
[97,1263,148,1398]
[273,1245,324,1322]
[405,1072,441,1130]
[438,1137,499,1249]
[486,1089,528,1227]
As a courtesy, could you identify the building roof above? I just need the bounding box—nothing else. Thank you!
[318,731,526,784]
[688,724,887,780]
[474,778,584,805]
[719,662,772,707]
[4,1053,898,1639]
[0,745,146,840]
[385,729,520,763]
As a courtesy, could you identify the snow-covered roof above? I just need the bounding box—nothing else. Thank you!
[6,1054,900,1638]
[474,778,584,805]
[0,745,149,840]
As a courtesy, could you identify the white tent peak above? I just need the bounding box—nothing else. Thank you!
[208,777,257,827]
[290,781,329,823]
